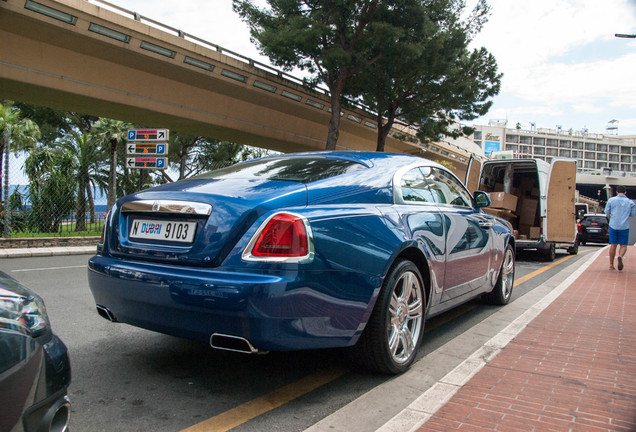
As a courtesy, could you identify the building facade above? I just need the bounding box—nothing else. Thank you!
[470,121,636,173]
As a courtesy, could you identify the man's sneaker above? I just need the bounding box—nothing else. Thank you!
[617,256,624,271]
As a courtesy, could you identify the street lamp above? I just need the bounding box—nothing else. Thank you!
[615,33,636,38]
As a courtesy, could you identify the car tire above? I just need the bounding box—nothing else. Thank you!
[352,259,426,374]
[542,243,556,262]
[483,244,515,305]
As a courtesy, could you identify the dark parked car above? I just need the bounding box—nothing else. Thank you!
[577,213,609,244]
[0,271,71,432]
[88,152,515,374]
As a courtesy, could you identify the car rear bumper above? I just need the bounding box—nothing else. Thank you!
[87,255,378,351]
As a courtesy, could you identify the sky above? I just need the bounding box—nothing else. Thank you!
[111,0,636,136]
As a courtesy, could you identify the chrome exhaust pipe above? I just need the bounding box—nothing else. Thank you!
[39,395,71,432]
[96,305,117,322]
[210,333,267,354]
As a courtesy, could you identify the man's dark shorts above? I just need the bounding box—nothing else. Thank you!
[609,227,629,246]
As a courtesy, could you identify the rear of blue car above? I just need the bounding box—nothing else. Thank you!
[88,154,396,352]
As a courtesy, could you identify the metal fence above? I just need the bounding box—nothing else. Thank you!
[2,150,109,238]
[2,143,246,238]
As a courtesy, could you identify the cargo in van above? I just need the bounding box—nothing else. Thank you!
[466,157,578,261]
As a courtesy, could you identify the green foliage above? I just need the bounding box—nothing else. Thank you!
[24,147,77,233]
[347,0,501,151]
[234,0,387,149]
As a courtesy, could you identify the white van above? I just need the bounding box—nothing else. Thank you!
[466,157,578,261]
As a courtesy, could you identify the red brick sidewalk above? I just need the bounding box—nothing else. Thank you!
[418,247,636,432]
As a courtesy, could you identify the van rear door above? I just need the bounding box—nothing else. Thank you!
[464,155,482,194]
[545,159,577,242]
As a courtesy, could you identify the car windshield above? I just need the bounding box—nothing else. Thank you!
[192,157,367,183]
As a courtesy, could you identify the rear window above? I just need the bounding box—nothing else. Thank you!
[192,157,367,183]
[584,216,608,224]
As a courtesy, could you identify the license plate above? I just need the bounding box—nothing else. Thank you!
[587,228,600,233]
[129,219,197,243]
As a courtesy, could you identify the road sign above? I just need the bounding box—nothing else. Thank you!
[126,143,168,155]
[127,129,169,141]
[126,157,167,169]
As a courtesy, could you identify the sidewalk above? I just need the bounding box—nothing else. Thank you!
[412,246,636,431]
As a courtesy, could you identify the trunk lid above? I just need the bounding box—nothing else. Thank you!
[106,178,307,266]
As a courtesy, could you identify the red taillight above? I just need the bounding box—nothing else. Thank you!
[577,222,582,233]
[251,213,309,258]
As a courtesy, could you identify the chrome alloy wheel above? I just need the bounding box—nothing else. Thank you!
[387,271,424,365]
[500,247,515,301]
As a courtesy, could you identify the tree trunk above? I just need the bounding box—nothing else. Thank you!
[325,94,341,150]
[325,71,349,151]
[375,113,394,152]
[106,139,117,209]
[3,129,10,237]
[86,182,95,223]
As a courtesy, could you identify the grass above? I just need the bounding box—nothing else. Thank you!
[7,220,104,238]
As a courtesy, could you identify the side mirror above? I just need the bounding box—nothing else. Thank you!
[473,191,491,208]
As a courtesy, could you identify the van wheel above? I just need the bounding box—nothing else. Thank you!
[352,259,425,374]
[567,241,579,255]
[542,243,556,261]
[484,244,515,305]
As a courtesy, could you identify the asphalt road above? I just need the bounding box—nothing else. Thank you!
[0,245,604,431]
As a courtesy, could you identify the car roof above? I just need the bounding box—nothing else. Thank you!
[582,213,607,218]
[256,151,443,170]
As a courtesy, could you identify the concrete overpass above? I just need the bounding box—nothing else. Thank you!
[0,0,472,175]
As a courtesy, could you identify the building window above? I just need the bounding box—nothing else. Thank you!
[597,153,607,161]
[621,146,631,154]
[584,143,595,151]
[597,162,607,169]
[621,164,631,172]
[609,154,619,162]
[506,144,518,152]
[548,139,558,147]
[560,140,571,148]
[520,136,532,144]
[571,150,580,158]
[610,145,620,153]
[585,152,596,160]
[597,144,607,152]
[506,134,519,143]
[547,148,558,156]
[559,149,571,157]
[534,147,545,155]
[584,161,595,169]
[572,141,583,149]
[609,163,619,170]
[474,140,482,148]
[534,138,545,146]
[474,131,482,140]
[621,155,631,163]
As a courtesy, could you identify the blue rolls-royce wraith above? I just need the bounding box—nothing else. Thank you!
[88,152,515,374]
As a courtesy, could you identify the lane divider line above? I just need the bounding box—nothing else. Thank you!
[180,367,346,432]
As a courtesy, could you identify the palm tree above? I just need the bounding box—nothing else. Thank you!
[60,129,100,230]
[0,101,41,237]
[90,118,133,209]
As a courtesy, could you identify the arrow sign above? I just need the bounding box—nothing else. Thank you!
[126,143,168,155]
[127,129,169,142]
[126,157,167,169]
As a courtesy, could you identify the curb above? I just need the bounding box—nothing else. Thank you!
[0,246,97,258]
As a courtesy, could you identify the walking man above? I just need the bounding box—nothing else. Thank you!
[605,185,635,270]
